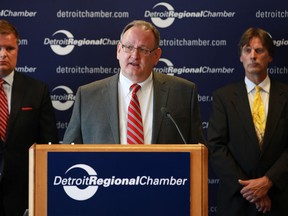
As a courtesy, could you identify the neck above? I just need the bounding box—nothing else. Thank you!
[247,73,267,85]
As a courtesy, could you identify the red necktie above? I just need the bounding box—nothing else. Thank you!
[127,84,144,144]
[0,79,9,141]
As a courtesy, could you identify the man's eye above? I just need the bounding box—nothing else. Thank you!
[6,47,15,52]
[244,48,251,53]
[127,46,134,51]
[255,48,264,54]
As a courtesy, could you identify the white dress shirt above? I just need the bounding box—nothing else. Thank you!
[118,72,154,144]
[2,71,14,113]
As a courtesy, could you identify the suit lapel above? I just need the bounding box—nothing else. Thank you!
[102,74,120,143]
[263,81,286,148]
[151,72,169,143]
[231,82,259,144]
[6,72,25,141]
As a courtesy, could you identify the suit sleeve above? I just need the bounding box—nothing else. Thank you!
[264,92,288,190]
[190,84,206,144]
[38,84,59,144]
[266,149,288,190]
[207,90,248,187]
[63,87,83,144]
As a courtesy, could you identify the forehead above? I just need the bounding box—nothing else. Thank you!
[0,33,18,45]
[244,37,264,47]
[122,26,155,44]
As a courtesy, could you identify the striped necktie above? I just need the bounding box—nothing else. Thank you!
[252,86,266,148]
[0,79,9,141]
[127,84,144,144]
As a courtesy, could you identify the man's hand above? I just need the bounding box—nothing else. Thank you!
[238,176,272,203]
[255,195,271,213]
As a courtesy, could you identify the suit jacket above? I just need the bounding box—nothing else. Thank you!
[207,79,288,216]
[63,72,205,145]
[0,71,59,216]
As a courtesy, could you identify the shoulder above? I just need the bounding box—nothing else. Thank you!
[14,71,48,89]
[77,73,118,94]
[153,72,196,88]
[213,81,244,95]
[271,79,288,91]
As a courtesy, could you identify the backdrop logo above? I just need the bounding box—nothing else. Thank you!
[0,9,37,17]
[156,58,175,75]
[150,2,175,28]
[47,30,75,55]
[156,58,234,75]
[145,2,236,28]
[44,31,118,55]
[54,164,98,201]
[274,38,288,47]
[51,85,75,111]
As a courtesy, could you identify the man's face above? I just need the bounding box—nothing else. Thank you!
[0,33,18,77]
[117,25,161,83]
[240,37,272,81]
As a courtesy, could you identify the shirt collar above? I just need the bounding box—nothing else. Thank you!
[2,71,14,86]
[245,75,270,94]
[119,72,153,95]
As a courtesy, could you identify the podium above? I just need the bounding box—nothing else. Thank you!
[29,144,208,216]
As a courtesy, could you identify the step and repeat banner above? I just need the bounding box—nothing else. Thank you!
[1,0,288,215]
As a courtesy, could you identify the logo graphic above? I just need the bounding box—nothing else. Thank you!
[156,58,235,75]
[151,3,175,28]
[146,2,236,28]
[44,30,118,55]
[53,162,189,201]
[51,86,75,111]
[157,58,175,75]
[50,30,75,55]
[62,164,98,201]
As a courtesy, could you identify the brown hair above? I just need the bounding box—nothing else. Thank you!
[120,20,160,49]
[0,19,19,43]
[238,27,274,57]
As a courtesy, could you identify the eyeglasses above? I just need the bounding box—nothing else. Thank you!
[120,42,158,56]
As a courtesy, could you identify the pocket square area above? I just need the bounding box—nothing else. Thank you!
[21,107,33,111]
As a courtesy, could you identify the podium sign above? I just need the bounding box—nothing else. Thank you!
[48,152,190,215]
[29,144,208,216]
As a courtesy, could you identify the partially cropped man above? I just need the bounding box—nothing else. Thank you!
[0,20,59,216]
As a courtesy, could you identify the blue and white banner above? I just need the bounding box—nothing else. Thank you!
[48,152,190,216]
[2,1,288,214]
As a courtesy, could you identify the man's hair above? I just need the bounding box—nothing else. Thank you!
[0,19,19,43]
[120,20,160,49]
[238,27,274,57]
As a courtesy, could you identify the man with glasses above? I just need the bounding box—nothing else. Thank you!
[63,20,205,145]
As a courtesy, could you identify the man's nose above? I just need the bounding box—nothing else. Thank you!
[130,48,140,57]
[250,49,257,59]
[0,49,7,58]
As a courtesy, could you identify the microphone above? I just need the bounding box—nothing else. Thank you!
[161,107,187,144]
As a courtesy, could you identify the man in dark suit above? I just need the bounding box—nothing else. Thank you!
[208,27,288,215]
[63,20,205,145]
[0,20,59,215]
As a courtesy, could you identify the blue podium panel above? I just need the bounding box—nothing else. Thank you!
[47,152,190,216]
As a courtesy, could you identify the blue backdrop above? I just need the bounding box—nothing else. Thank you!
[2,0,288,214]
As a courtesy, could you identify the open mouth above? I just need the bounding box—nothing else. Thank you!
[129,62,140,67]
